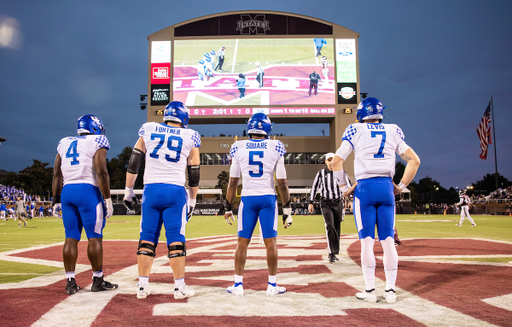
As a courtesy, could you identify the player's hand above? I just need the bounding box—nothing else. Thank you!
[53,203,61,218]
[343,182,358,198]
[187,198,196,221]
[393,183,402,196]
[223,200,235,225]
[394,228,402,246]
[123,187,138,214]
[282,206,292,228]
[104,198,113,219]
[224,211,235,225]
[308,203,314,214]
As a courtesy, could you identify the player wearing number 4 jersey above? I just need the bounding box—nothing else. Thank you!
[124,101,200,300]
[224,113,292,297]
[333,97,420,304]
[53,115,118,295]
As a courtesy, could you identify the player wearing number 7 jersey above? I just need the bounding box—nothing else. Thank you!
[332,97,420,304]
[124,101,201,300]
[224,113,292,296]
[53,114,118,295]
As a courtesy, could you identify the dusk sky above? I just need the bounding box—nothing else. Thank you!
[0,0,511,190]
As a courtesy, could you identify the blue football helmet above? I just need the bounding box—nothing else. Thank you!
[199,60,204,65]
[247,113,272,138]
[356,97,385,122]
[164,101,190,128]
[77,115,105,135]
[210,50,216,56]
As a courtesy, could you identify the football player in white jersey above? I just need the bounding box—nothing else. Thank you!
[124,101,201,300]
[223,113,292,296]
[321,56,329,84]
[456,190,476,227]
[52,115,118,295]
[332,97,421,304]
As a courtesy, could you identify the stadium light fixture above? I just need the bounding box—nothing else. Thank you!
[361,93,368,99]
[140,95,147,102]
[0,136,6,143]
[140,103,146,110]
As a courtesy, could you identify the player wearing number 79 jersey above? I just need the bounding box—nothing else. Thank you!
[124,101,200,300]
[332,97,420,304]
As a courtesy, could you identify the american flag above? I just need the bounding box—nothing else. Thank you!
[477,100,492,159]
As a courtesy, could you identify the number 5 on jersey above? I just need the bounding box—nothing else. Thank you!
[249,151,264,177]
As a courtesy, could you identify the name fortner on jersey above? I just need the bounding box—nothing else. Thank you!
[229,139,287,196]
[139,122,201,186]
[337,122,410,181]
[57,134,110,186]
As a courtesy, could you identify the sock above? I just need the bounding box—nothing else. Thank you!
[268,275,277,285]
[92,270,103,278]
[381,237,398,290]
[174,277,185,288]
[138,276,149,286]
[360,237,376,291]
[235,274,243,284]
[66,271,75,280]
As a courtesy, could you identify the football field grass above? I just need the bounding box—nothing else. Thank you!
[1,213,511,284]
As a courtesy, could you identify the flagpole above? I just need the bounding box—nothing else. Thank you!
[491,95,498,191]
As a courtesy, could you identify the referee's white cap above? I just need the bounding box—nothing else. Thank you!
[326,152,335,160]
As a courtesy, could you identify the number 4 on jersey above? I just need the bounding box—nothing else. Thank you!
[66,140,80,165]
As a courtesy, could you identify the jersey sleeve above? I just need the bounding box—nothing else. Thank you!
[229,142,239,158]
[275,140,286,157]
[138,123,148,137]
[341,124,357,147]
[393,125,409,155]
[275,156,286,179]
[94,135,110,150]
[192,130,201,148]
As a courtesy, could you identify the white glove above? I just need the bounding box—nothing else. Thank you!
[187,198,196,221]
[123,187,138,214]
[104,198,113,219]
[53,203,62,218]
[282,206,292,228]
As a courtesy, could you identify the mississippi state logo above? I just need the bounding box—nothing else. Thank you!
[236,14,270,35]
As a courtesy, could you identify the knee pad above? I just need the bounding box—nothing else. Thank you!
[137,240,157,257]
[167,243,186,259]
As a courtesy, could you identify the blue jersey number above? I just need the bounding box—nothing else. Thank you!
[249,151,264,178]
[150,133,183,162]
[371,131,386,158]
[66,140,80,166]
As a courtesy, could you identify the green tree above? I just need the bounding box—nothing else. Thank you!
[13,160,53,199]
[107,147,145,189]
[472,173,512,193]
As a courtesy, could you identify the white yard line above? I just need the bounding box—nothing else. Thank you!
[231,39,239,74]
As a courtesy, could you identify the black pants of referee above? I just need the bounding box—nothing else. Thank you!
[321,199,343,255]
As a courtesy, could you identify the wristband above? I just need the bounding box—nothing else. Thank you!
[224,200,232,212]
[52,195,61,205]
[282,200,291,208]
[398,182,407,190]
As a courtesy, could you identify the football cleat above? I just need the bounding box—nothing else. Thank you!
[227,282,244,296]
[91,277,118,292]
[328,254,337,263]
[470,224,477,227]
[455,224,461,226]
[266,282,286,296]
[356,289,377,303]
[66,277,81,295]
[136,283,150,299]
[383,289,396,304]
[174,284,195,299]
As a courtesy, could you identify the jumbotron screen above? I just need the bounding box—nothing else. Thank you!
[172,38,336,106]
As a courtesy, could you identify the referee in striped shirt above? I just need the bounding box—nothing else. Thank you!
[308,153,350,263]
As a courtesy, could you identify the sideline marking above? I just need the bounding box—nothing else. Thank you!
[231,39,239,74]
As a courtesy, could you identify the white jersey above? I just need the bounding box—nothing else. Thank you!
[229,139,286,196]
[337,122,410,181]
[139,122,201,186]
[57,134,110,186]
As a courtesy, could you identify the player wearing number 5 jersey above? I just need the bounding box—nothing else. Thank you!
[124,101,201,300]
[224,113,292,297]
[333,97,420,304]
[53,115,118,295]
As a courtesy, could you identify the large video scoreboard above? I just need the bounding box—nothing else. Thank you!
[147,12,360,122]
